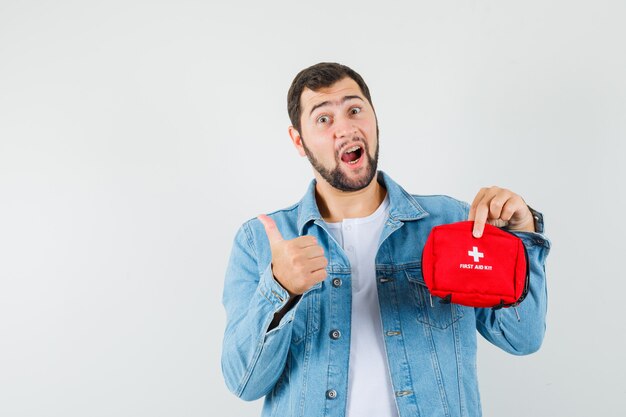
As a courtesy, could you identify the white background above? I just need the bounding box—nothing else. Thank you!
[1,1,624,416]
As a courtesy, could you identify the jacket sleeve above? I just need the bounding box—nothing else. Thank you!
[474,210,551,355]
[220,220,303,401]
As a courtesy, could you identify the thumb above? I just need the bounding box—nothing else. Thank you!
[257,214,284,244]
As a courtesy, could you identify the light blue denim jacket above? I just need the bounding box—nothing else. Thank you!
[221,171,550,417]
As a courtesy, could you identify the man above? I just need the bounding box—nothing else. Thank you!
[221,62,549,417]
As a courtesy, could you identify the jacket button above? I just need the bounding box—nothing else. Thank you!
[332,278,342,287]
[326,389,337,399]
[329,329,341,340]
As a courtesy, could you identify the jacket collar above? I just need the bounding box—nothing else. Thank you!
[296,170,429,235]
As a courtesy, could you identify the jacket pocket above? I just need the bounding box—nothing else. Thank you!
[291,282,322,344]
[405,267,464,330]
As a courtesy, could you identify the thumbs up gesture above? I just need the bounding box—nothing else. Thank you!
[257,214,329,296]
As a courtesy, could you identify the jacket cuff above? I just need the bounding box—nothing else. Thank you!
[527,205,545,234]
[510,231,551,250]
[258,262,291,313]
[507,206,550,249]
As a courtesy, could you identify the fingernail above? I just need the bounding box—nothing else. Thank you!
[473,230,482,238]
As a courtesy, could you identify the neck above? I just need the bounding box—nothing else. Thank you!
[314,171,387,222]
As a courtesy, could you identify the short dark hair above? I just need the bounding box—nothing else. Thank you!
[287,62,374,134]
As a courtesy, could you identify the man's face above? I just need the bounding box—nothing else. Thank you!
[290,77,379,192]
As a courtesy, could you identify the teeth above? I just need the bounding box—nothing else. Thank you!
[344,145,361,153]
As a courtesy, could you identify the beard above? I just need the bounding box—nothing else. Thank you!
[301,130,379,192]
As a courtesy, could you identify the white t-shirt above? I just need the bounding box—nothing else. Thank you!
[325,194,399,417]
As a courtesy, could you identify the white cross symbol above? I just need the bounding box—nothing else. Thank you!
[468,246,484,263]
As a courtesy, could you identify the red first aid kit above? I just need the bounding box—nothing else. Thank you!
[421,221,529,310]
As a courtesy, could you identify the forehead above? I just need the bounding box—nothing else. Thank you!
[300,77,365,114]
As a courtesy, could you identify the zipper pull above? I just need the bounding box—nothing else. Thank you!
[429,294,434,308]
[514,306,521,322]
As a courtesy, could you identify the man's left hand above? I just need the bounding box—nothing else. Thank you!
[468,186,535,238]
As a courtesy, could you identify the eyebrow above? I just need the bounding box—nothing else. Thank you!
[309,95,364,116]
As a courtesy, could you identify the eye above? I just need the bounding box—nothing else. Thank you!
[317,115,330,124]
[350,107,362,115]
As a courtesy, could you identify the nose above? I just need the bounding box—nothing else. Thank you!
[333,115,357,140]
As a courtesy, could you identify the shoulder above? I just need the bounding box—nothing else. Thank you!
[410,193,469,212]
[379,171,469,223]
[409,193,470,224]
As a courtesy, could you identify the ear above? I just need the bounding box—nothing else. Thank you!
[288,126,307,157]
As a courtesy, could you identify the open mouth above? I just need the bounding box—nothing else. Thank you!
[340,145,363,165]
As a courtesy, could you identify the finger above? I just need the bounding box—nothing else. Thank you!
[294,235,320,248]
[472,201,490,238]
[499,199,519,222]
[488,193,510,221]
[468,188,487,221]
[309,268,327,283]
[506,199,534,230]
[301,245,325,259]
[257,214,284,244]
[308,256,329,272]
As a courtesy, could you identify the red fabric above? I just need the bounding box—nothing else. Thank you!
[421,221,528,309]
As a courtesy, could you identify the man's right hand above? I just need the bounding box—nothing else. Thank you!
[257,214,328,296]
